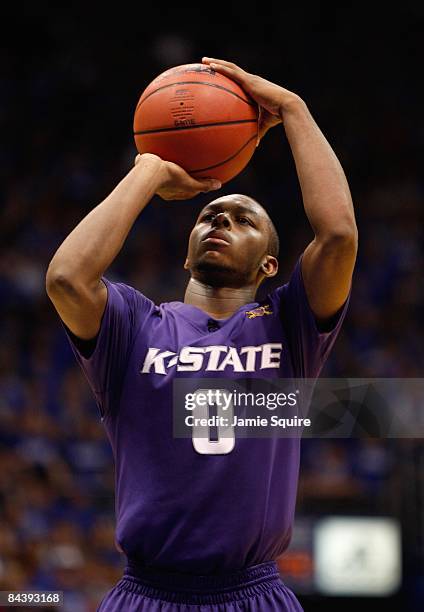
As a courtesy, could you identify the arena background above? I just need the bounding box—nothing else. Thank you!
[0,4,423,611]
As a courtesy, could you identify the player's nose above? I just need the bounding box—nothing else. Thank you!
[212,212,231,228]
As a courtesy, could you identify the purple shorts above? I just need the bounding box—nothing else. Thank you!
[97,560,303,611]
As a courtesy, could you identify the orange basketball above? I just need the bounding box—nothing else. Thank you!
[133,64,259,184]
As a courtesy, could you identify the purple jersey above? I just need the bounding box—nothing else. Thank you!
[63,257,348,574]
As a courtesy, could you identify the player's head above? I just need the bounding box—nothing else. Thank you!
[184,194,279,290]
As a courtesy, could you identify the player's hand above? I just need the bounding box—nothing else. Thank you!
[202,57,303,143]
[134,154,221,201]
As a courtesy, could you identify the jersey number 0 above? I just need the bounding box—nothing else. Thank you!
[190,388,235,455]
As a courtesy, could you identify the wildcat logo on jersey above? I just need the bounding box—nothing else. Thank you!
[245,304,273,319]
[141,343,282,375]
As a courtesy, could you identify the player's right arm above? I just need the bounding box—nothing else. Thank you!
[46,154,221,340]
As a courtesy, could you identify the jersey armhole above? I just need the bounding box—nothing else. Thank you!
[64,325,99,359]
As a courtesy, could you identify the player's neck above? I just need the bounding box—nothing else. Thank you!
[184,278,256,319]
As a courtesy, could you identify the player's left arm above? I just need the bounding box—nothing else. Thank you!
[281,97,357,324]
[202,58,358,325]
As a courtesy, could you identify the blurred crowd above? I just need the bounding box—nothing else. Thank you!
[1,10,423,611]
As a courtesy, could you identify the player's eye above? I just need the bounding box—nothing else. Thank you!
[202,213,215,222]
[238,217,252,225]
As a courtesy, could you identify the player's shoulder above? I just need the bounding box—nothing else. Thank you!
[244,295,276,320]
[264,258,304,303]
[263,279,290,307]
[101,276,159,314]
[156,300,196,321]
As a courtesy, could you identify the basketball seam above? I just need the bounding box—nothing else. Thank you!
[134,119,258,136]
[136,81,255,108]
[188,133,258,173]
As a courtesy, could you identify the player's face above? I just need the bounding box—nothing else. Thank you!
[184,194,277,288]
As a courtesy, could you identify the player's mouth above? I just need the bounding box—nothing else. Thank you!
[202,230,231,247]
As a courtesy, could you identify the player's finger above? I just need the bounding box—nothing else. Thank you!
[208,63,245,84]
[258,113,283,143]
[256,108,263,147]
[202,58,246,82]
[202,57,240,70]
[192,177,222,193]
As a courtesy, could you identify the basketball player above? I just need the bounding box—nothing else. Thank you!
[46,58,357,611]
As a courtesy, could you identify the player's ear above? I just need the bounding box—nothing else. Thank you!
[260,256,278,278]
